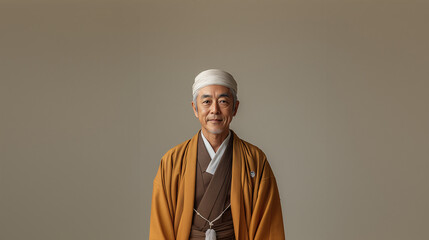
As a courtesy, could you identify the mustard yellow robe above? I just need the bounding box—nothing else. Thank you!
[150,131,285,239]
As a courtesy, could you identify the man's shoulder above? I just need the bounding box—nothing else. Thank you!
[161,137,193,162]
[235,135,276,178]
[234,134,267,161]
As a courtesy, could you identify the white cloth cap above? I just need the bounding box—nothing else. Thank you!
[192,69,237,96]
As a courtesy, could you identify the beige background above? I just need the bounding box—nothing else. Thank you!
[1,0,428,239]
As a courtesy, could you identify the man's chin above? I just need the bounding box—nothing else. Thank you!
[207,128,226,135]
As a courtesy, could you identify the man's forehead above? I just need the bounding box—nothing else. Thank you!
[198,85,231,98]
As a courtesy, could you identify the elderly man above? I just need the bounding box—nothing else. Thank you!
[150,69,285,240]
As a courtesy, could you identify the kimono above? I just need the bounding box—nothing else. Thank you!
[150,130,285,240]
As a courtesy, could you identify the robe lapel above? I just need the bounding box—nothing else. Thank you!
[231,131,248,239]
[177,132,198,239]
[194,133,213,208]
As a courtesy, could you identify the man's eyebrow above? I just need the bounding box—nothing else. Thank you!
[201,94,212,99]
[219,93,231,98]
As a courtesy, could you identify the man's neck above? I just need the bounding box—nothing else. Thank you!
[201,129,230,152]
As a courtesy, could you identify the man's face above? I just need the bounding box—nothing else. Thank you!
[192,85,239,136]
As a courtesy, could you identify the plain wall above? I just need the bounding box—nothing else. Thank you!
[1,0,428,239]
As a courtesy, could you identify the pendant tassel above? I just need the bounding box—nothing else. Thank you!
[205,228,216,240]
[194,203,231,240]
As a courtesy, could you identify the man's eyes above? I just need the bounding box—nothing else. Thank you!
[201,99,229,104]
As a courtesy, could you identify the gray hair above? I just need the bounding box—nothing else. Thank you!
[193,87,238,113]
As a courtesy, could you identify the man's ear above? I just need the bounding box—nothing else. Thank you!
[191,101,198,118]
[233,100,240,116]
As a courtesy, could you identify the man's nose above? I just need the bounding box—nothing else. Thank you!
[210,102,220,114]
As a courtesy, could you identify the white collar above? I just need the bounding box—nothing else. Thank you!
[200,130,232,175]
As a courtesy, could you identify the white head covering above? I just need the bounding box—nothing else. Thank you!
[192,69,237,96]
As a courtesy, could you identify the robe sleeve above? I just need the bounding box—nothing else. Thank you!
[250,160,285,240]
[149,161,176,240]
